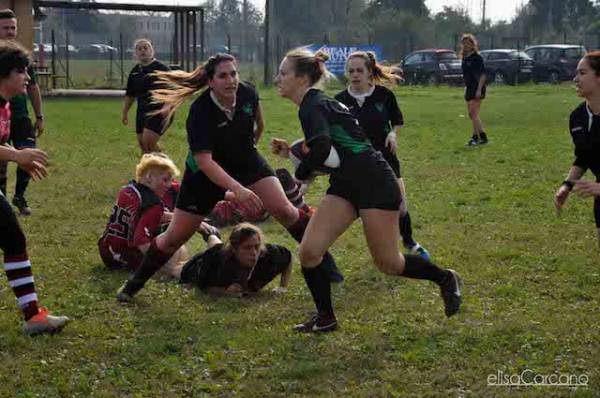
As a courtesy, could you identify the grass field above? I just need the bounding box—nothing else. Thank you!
[1,83,599,397]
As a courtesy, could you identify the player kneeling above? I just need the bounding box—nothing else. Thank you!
[98,153,219,277]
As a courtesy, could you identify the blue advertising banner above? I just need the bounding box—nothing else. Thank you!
[305,44,384,77]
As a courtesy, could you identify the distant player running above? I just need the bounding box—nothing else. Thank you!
[335,51,430,260]
[122,39,171,153]
[0,40,69,335]
[275,48,462,332]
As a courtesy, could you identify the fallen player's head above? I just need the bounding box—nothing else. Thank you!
[136,152,180,197]
[224,223,265,268]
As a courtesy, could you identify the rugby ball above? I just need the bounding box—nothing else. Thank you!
[289,138,340,176]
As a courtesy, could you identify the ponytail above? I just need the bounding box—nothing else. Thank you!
[150,53,236,119]
[347,51,396,86]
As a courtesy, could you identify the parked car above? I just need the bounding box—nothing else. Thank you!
[524,44,586,83]
[480,49,534,85]
[401,49,463,85]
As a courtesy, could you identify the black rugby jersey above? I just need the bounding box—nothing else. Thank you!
[185,81,259,173]
[125,60,170,111]
[462,52,486,88]
[569,102,600,179]
[299,88,371,156]
[179,243,291,290]
[335,85,403,150]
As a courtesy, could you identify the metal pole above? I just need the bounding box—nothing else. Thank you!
[65,31,70,89]
[173,12,179,65]
[192,11,197,68]
[109,38,114,85]
[179,12,184,68]
[51,29,56,88]
[200,8,205,60]
[263,0,270,86]
[120,33,124,86]
[185,12,190,71]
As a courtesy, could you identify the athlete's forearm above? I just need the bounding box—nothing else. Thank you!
[122,96,134,114]
[254,103,265,143]
[28,84,43,117]
[565,165,586,182]
[279,262,292,288]
[0,145,19,163]
[477,74,486,92]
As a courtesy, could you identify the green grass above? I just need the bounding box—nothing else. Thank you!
[1,83,599,397]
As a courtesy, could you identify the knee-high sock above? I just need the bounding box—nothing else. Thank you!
[15,166,31,199]
[301,264,334,317]
[4,253,39,320]
[276,168,310,213]
[401,254,449,285]
[399,212,417,248]
[121,240,173,297]
[286,207,310,243]
[1,196,38,320]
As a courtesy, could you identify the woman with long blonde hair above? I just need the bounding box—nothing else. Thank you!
[275,48,462,332]
[460,33,489,146]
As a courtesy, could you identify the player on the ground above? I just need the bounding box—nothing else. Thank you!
[178,223,292,296]
[98,152,218,277]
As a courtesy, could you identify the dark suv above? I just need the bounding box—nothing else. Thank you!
[524,45,586,83]
[480,49,534,85]
[402,49,463,85]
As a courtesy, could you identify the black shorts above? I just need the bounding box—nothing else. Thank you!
[136,108,172,136]
[176,151,275,215]
[327,149,401,212]
[9,117,36,148]
[465,84,486,101]
[375,146,401,178]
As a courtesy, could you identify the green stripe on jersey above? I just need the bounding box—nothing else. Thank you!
[329,124,370,154]
[186,152,199,173]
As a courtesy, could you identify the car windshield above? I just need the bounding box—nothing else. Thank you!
[437,52,458,61]
[509,51,532,60]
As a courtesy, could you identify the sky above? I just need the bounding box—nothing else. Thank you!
[99,0,524,23]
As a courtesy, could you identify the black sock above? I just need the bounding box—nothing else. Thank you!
[401,254,449,285]
[301,264,334,318]
[479,132,488,140]
[399,212,417,248]
[122,240,173,296]
[15,167,30,198]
